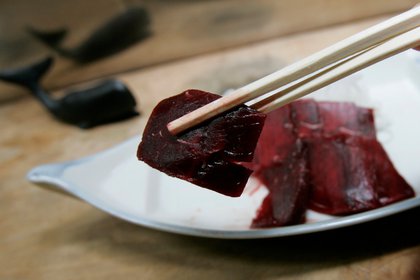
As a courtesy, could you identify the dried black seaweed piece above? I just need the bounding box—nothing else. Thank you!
[0,57,138,128]
[27,6,151,63]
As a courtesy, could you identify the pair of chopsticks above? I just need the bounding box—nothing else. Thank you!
[168,6,420,135]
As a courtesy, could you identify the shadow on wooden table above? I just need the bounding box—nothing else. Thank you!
[40,203,420,278]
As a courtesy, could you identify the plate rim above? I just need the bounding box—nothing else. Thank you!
[27,136,420,239]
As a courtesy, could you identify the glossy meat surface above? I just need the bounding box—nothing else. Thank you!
[250,104,296,167]
[137,89,266,197]
[251,142,310,228]
[251,99,415,227]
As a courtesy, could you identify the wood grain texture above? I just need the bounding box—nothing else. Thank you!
[0,0,418,101]
[0,16,419,280]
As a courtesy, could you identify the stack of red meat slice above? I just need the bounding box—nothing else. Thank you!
[138,90,415,229]
[251,99,415,228]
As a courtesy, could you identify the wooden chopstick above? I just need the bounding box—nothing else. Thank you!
[167,6,420,135]
[253,27,420,113]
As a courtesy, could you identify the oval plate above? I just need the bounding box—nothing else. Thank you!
[28,51,420,239]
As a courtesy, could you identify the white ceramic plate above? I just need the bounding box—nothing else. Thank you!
[28,51,420,239]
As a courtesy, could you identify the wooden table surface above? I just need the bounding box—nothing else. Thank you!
[1,16,420,280]
[1,0,417,101]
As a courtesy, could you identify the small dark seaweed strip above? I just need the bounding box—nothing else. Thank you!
[0,57,139,128]
[27,6,151,63]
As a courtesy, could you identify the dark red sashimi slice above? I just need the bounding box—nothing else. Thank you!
[137,89,266,197]
[306,101,413,214]
[308,137,381,215]
[291,99,376,139]
[309,136,415,215]
[290,99,322,138]
[250,104,296,168]
[251,99,415,227]
[251,142,310,228]
[364,139,415,205]
[317,101,376,138]
[292,100,380,215]
[249,102,311,228]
